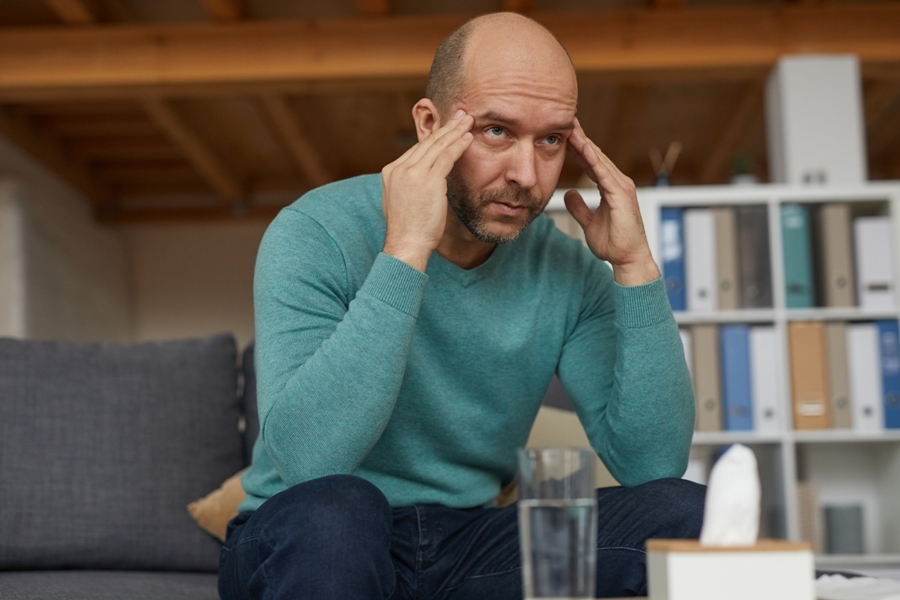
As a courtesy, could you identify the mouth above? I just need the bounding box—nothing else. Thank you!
[491,201,527,217]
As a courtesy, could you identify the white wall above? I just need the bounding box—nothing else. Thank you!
[0,136,132,341]
[124,221,268,350]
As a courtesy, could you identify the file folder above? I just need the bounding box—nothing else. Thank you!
[825,322,853,429]
[788,321,831,429]
[750,326,782,434]
[691,324,722,431]
[714,207,740,311]
[737,205,773,309]
[817,204,856,308]
[685,209,717,311]
[661,207,686,311]
[720,324,754,431]
[855,217,896,310]
[877,320,900,429]
[847,323,884,432]
[781,204,816,309]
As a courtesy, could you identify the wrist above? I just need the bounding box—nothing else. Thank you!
[383,237,433,273]
[612,255,661,287]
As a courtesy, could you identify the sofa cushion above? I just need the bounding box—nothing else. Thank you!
[0,570,219,600]
[0,334,243,572]
[241,342,259,464]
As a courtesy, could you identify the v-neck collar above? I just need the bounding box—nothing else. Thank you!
[426,241,512,287]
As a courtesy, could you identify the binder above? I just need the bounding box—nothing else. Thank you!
[691,324,722,431]
[825,322,853,429]
[661,207,686,311]
[855,217,896,310]
[877,320,900,429]
[737,205,773,309]
[680,328,693,379]
[788,321,831,429]
[714,207,740,311]
[750,326,782,434]
[817,204,856,308]
[847,323,884,432]
[684,209,717,311]
[781,204,816,309]
[720,324,753,431]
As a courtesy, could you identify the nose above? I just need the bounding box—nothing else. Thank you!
[504,141,538,190]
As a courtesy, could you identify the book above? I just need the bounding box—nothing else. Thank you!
[788,321,832,429]
[661,207,686,311]
[855,217,896,310]
[781,204,816,309]
[817,204,856,307]
[825,322,853,429]
[847,323,884,432]
[714,207,740,311]
[877,320,900,429]
[680,328,693,379]
[736,205,773,309]
[720,324,753,431]
[750,326,782,434]
[691,324,722,431]
[684,209,717,311]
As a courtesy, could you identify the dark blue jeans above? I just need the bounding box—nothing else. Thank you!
[218,474,705,599]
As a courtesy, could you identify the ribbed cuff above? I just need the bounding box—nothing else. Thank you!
[360,253,429,318]
[614,276,673,329]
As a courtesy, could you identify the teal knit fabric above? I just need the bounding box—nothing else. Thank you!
[239,174,694,512]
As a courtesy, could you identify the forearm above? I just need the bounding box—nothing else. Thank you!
[256,251,427,487]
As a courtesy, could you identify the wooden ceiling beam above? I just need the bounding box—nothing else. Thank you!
[198,0,243,22]
[356,0,390,18]
[45,0,99,25]
[141,98,243,201]
[865,80,900,136]
[0,106,109,204]
[1,5,899,100]
[259,95,332,188]
[504,0,536,13]
[698,84,762,184]
[603,85,652,169]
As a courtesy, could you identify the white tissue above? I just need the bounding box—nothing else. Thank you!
[699,444,760,546]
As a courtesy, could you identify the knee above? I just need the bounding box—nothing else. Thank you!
[635,478,706,539]
[264,475,393,547]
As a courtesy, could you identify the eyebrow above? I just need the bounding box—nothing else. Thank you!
[475,111,575,132]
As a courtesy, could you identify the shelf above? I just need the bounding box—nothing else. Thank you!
[691,431,785,445]
[815,554,900,567]
[674,310,776,325]
[791,430,900,443]
[785,308,899,322]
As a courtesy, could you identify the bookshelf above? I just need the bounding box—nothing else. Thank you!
[546,181,900,572]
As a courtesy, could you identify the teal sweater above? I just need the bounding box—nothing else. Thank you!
[239,174,694,513]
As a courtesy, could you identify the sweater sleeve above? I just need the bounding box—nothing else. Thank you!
[253,208,427,487]
[557,266,695,487]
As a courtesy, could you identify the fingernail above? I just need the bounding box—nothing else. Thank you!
[453,109,464,120]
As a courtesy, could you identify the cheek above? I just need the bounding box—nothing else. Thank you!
[456,142,506,181]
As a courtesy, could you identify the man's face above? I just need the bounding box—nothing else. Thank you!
[444,49,578,244]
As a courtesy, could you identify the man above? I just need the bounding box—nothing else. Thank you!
[219,12,703,600]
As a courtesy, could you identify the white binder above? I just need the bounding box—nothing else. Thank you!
[847,322,885,432]
[750,326,782,434]
[854,217,896,310]
[684,209,717,311]
[680,328,693,379]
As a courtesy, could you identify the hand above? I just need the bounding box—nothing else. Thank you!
[381,110,474,272]
[564,118,660,287]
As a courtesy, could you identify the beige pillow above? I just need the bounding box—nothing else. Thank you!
[187,468,248,542]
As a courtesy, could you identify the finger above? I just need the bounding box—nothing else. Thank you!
[563,189,594,231]
[403,110,470,166]
[566,125,599,185]
[417,114,474,170]
[430,131,474,177]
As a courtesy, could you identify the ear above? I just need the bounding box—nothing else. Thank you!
[412,99,441,142]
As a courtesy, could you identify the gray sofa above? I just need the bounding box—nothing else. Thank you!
[0,333,259,600]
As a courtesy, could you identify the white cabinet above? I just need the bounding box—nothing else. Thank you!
[546,181,900,572]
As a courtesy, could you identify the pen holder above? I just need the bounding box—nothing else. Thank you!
[646,539,815,600]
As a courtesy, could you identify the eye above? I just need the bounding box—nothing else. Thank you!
[544,134,561,145]
[485,126,505,138]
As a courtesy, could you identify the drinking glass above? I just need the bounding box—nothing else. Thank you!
[517,447,597,600]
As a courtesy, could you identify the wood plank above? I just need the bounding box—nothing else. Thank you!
[141,98,243,201]
[698,84,762,184]
[356,0,390,18]
[865,80,900,135]
[504,0,536,13]
[108,203,283,223]
[0,5,898,99]
[259,94,332,188]
[69,137,181,161]
[198,0,242,22]
[45,0,98,25]
[0,105,109,203]
[603,84,652,169]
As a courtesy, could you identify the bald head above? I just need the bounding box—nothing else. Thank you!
[425,13,577,120]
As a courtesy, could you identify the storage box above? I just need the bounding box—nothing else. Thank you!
[646,539,815,600]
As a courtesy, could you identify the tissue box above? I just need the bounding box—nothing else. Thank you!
[646,539,815,600]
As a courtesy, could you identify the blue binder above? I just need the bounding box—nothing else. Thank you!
[660,207,686,311]
[720,324,754,431]
[877,320,900,429]
[781,204,815,309]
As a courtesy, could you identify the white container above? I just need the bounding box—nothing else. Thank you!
[646,539,815,600]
